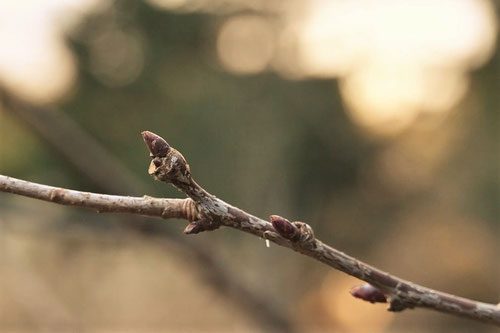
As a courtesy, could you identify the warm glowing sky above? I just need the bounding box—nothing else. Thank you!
[0,0,497,135]
[0,0,105,104]
[214,0,497,135]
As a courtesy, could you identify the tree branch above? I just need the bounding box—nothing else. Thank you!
[0,175,196,220]
[2,131,500,326]
[0,90,292,332]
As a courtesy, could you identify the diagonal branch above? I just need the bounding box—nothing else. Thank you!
[2,131,500,327]
[1,90,291,332]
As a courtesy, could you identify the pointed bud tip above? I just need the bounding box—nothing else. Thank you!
[270,215,290,229]
[141,131,162,144]
[270,215,288,222]
[141,131,170,157]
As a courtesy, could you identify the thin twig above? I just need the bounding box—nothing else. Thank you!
[2,131,500,326]
[0,175,195,220]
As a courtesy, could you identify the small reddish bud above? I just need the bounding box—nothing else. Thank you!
[270,215,300,241]
[141,131,170,157]
[350,284,387,304]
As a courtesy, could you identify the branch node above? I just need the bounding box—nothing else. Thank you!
[292,221,315,244]
[142,132,211,207]
[388,297,414,312]
[49,189,65,203]
[269,215,316,246]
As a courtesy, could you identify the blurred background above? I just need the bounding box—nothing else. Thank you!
[0,0,499,332]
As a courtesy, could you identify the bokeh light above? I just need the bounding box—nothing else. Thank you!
[88,29,145,87]
[286,0,497,136]
[339,67,469,135]
[0,0,105,104]
[0,0,496,128]
[216,15,275,75]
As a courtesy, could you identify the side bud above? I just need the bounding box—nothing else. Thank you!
[270,215,300,242]
[350,284,387,304]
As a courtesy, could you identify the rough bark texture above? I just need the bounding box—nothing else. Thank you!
[1,131,500,327]
[0,175,195,219]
